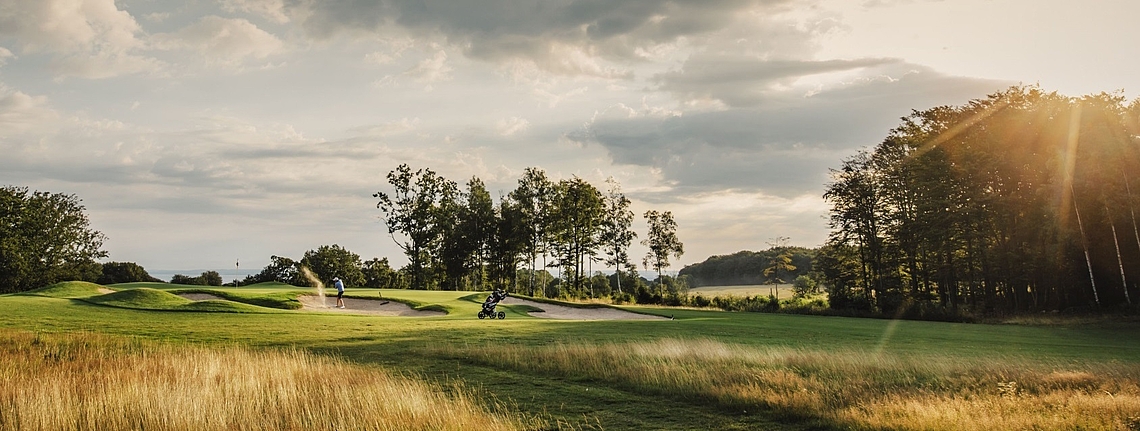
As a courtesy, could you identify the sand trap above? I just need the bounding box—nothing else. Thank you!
[178,293,223,301]
[97,288,115,294]
[298,295,445,317]
[500,297,669,320]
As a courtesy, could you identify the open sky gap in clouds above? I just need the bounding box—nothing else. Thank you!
[1,0,1136,273]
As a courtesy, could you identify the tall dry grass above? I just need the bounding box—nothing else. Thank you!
[0,331,526,431]
[442,339,1140,430]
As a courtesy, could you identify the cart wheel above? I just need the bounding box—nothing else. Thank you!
[497,311,506,319]
[478,311,486,319]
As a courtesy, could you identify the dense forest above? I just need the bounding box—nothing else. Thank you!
[819,86,1140,316]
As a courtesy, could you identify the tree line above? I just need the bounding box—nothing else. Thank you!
[375,165,684,298]
[819,86,1140,317]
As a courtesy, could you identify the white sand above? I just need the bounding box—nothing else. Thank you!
[298,295,445,317]
[178,293,223,301]
[97,288,115,294]
[500,297,668,320]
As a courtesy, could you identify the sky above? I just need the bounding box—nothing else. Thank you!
[1,0,1138,278]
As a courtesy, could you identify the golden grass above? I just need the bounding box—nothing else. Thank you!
[0,332,525,431]
[443,338,1140,430]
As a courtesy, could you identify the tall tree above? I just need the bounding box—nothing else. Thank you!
[374,164,457,289]
[509,167,554,296]
[599,177,637,294]
[641,210,683,291]
[549,177,605,296]
[0,187,106,293]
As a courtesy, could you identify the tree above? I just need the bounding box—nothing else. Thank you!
[362,257,402,289]
[248,255,301,285]
[300,244,364,287]
[171,271,221,286]
[599,177,637,294]
[375,164,457,289]
[641,210,683,291]
[97,262,163,284]
[0,187,107,293]
[509,167,554,296]
[548,177,605,296]
[763,237,797,300]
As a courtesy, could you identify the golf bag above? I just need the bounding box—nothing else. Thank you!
[478,288,508,320]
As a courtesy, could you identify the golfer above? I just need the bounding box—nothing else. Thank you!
[333,277,346,309]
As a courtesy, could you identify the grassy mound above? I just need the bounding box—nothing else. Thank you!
[22,281,108,298]
[85,288,275,313]
[173,288,302,310]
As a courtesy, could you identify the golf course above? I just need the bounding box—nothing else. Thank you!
[2,281,1138,430]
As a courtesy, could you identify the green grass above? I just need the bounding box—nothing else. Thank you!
[20,281,110,298]
[2,285,1139,429]
[82,288,280,313]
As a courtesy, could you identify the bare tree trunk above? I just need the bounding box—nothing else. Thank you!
[1108,203,1132,305]
[1073,184,1100,307]
[1125,170,1139,305]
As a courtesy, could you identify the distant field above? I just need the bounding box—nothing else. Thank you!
[689,284,805,298]
[3,282,1139,430]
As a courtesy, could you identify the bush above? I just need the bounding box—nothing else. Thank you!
[97,262,163,284]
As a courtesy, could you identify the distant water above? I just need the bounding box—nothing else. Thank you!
[148,270,250,284]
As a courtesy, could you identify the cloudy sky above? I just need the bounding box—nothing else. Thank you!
[2,0,1137,278]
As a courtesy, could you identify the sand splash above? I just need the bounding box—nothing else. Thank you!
[299,267,327,308]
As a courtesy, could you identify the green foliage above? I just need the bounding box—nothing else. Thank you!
[243,255,301,285]
[170,271,223,286]
[300,244,364,287]
[97,262,163,284]
[792,275,818,298]
[821,86,1140,315]
[362,257,403,289]
[375,164,458,290]
[641,210,683,287]
[0,187,107,293]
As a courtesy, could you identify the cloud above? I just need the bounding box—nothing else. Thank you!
[570,64,1010,198]
[218,0,291,24]
[0,0,162,78]
[0,86,58,133]
[154,16,284,65]
[655,54,900,106]
[279,0,796,77]
[496,117,530,136]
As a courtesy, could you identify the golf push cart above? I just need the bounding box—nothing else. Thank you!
[478,288,508,320]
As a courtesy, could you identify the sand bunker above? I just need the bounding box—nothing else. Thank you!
[178,293,223,301]
[97,288,115,294]
[500,297,668,320]
[298,295,445,317]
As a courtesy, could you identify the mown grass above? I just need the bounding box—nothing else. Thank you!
[19,281,109,298]
[83,288,280,313]
[440,338,1140,430]
[0,330,529,431]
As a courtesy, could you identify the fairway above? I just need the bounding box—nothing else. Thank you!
[2,284,1139,430]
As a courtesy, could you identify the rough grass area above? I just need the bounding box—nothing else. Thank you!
[0,331,527,431]
[441,339,1140,430]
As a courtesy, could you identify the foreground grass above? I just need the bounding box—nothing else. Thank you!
[0,331,528,431]
[441,339,1140,430]
[4,286,1140,429]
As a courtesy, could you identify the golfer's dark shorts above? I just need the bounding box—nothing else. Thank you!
[337,291,344,299]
